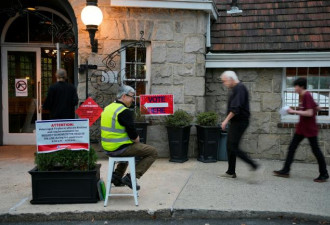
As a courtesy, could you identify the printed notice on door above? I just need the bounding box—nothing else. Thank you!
[15,79,28,97]
[36,119,89,153]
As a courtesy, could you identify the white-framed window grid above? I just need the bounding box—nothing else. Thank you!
[120,42,151,108]
[281,67,330,123]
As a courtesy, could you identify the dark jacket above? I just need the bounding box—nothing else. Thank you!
[43,81,78,119]
[227,82,250,121]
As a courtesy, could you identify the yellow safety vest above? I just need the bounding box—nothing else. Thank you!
[101,102,133,151]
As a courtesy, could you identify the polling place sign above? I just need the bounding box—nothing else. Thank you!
[140,94,174,115]
[36,119,89,153]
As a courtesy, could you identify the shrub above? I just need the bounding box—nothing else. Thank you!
[165,110,193,127]
[35,147,98,171]
[133,107,146,122]
[196,111,219,126]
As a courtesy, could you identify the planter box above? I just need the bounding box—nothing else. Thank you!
[196,125,221,163]
[134,122,149,144]
[217,132,228,161]
[29,164,101,204]
[166,126,191,163]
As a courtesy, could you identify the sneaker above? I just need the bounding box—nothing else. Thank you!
[220,172,237,178]
[273,170,290,178]
[122,174,140,190]
[313,173,329,183]
[112,172,124,187]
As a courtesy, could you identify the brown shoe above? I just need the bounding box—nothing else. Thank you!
[273,170,289,178]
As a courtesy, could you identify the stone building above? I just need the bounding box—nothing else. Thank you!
[0,0,329,164]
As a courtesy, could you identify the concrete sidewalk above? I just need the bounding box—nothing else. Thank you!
[0,146,329,223]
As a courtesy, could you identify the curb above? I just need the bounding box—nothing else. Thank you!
[1,209,329,223]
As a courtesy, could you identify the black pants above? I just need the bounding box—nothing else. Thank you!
[227,120,258,174]
[283,133,328,175]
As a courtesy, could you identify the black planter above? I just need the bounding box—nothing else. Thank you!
[166,125,191,163]
[134,121,149,144]
[29,164,101,204]
[196,125,221,163]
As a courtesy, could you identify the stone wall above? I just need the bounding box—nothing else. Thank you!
[70,0,208,157]
[205,68,330,164]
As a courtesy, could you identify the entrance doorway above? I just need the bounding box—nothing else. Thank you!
[1,47,74,145]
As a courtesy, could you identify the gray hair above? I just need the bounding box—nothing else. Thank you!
[117,85,136,98]
[56,68,67,79]
[220,70,239,82]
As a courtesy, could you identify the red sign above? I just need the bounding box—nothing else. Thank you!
[140,94,174,115]
[75,97,103,126]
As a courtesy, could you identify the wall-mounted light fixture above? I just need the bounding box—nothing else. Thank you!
[81,0,103,53]
[227,0,243,14]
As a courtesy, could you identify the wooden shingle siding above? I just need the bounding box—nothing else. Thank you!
[211,0,330,52]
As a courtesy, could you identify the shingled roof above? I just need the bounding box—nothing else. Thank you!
[211,0,330,52]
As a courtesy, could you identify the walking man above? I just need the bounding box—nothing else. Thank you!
[101,85,158,190]
[274,78,329,182]
[220,71,259,179]
[43,68,78,119]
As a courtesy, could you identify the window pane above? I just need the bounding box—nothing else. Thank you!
[126,47,135,62]
[320,68,330,89]
[137,64,146,79]
[125,63,135,79]
[136,48,146,62]
[317,92,329,116]
[29,12,52,43]
[297,68,307,78]
[307,68,319,89]
[5,15,28,42]
[284,91,299,108]
[286,68,296,89]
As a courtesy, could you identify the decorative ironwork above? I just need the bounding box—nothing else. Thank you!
[87,31,145,103]
[0,0,77,61]
[84,31,146,142]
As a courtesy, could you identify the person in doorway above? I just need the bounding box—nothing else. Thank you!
[220,71,259,179]
[273,78,329,182]
[42,68,78,119]
[101,85,158,190]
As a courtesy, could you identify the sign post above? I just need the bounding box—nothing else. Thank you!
[140,94,174,115]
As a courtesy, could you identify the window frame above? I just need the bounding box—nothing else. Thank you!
[281,67,330,123]
[120,41,151,105]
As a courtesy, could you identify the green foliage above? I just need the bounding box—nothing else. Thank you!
[35,147,98,171]
[196,111,219,126]
[165,110,193,127]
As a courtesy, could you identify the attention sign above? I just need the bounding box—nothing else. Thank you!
[140,94,173,115]
[75,97,103,126]
[36,119,89,153]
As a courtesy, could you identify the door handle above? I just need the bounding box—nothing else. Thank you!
[38,81,41,113]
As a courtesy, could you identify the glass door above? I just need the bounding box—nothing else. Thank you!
[1,47,41,145]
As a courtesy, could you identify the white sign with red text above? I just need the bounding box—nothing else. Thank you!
[36,119,89,153]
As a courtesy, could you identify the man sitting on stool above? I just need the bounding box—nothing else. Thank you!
[101,85,158,190]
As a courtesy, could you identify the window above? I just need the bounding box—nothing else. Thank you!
[120,42,151,108]
[282,67,330,123]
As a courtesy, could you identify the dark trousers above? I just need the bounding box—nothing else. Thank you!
[283,133,328,175]
[227,120,258,174]
[114,143,158,179]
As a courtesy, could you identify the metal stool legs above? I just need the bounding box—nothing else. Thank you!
[104,157,138,207]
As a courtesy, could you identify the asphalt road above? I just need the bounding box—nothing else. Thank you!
[1,218,328,225]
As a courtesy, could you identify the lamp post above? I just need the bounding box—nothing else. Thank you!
[81,0,103,53]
